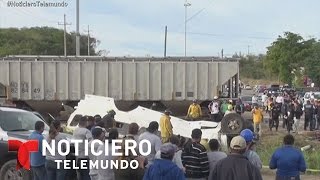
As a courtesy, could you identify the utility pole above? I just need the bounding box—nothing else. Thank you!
[164,26,167,58]
[76,0,80,56]
[86,25,91,56]
[184,0,191,57]
[58,14,71,57]
[247,45,250,56]
[221,49,224,59]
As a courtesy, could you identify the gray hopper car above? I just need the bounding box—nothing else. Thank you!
[0,56,240,115]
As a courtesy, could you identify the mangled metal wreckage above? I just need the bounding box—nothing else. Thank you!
[66,95,248,149]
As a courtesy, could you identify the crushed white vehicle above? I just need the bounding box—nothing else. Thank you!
[66,95,250,149]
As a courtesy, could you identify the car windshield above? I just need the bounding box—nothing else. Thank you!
[0,111,49,131]
[241,96,252,101]
[313,93,320,99]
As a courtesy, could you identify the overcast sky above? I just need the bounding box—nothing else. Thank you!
[1,0,319,57]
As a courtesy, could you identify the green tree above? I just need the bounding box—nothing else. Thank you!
[239,55,266,79]
[0,27,100,56]
[264,32,316,84]
[305,42,320,86]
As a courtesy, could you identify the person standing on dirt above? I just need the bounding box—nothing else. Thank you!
[252,106,263,137]
[240,129,262,170]
[266,97,273,113]
[282,99,289,129]
[235,98,244,115]
[312,99,317,130]
[187,99,202,120]
[304,100,314,131]
[160,110,173,143]
[315,100,320,130]
[269,134,306,180]
[224,104,235,116]
[211,136,263,180]
[269,103,280,131]
[276,93,284,107]
[261,92,268,110]
[286,102,295,133]
[293,101,303,133]
[252,94,258,107]
[208,96,221,122]
[29,121,46,180]
[182,129,209,180]
[220,100,229,116]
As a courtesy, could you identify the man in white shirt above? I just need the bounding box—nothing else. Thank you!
[261,93,268,108]
[252,94,258,106]
[88,127,105,180]
[97,129,119,180]
[138,121,162,168]
[208,96,221,122]
[73,116,93,180]
[276,94,284,105]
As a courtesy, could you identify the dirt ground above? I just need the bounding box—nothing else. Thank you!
[242,107,320,180]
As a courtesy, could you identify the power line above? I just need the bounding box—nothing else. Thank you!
[183,31,275,40]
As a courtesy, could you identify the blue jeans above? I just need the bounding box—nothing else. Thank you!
[276,175,300,180]
[31,165,46,180]
[46,160,66,180]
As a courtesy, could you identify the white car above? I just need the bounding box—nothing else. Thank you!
[245,85,252,90]
[303,92,320,105]
[66,95,229,149]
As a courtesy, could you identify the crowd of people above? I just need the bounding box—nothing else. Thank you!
[255,91,320,134]
[27,104,309,180]
[185,90,320,137]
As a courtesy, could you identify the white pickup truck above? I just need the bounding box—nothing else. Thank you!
[66,95,251,150]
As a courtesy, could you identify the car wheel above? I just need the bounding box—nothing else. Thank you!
[221,113,244,135]
[0,160,32,180]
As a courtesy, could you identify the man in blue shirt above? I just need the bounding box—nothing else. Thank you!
[29,121,46,180]
[269,134,306,180]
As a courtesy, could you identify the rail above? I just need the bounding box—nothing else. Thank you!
[1,55,240,62]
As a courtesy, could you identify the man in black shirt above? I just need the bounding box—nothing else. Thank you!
[182,129,209,180]
[316,100,320,130]
[304,100,314,131]
[269,103,280,131]
[211,136,262,180]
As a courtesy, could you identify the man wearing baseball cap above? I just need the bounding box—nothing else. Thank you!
[208,96,221,122]
[211,136,262,180]
[240,129,262,170]
[143,143,185,180]
[160,110,173,143]
[187,99,202,120]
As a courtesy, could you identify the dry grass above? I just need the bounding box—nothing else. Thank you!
[256,129,320,174]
